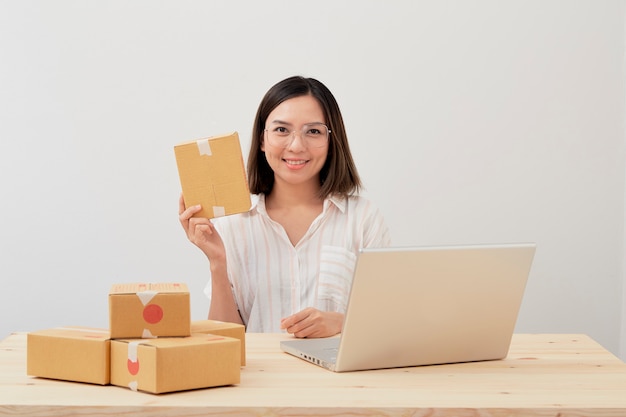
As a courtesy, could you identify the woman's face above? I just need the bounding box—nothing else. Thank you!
[261,95,329,190]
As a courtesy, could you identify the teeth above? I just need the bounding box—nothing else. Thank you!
[285,160,306,165]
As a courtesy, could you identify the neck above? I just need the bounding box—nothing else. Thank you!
[266,179,323,208]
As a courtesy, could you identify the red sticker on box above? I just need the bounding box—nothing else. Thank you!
[127,359,140,375]
[143,304,163,324]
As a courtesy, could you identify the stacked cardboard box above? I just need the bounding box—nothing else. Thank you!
[109,282,192,339]
[27,136,251,393]
[110,334,240,393]
[27,282,246,394]
[191,319,247,365]
[27,327,111,385]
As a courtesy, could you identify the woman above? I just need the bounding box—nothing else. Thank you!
[179,76,390,338]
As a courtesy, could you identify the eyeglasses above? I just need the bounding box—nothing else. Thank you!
[264,123,331,148]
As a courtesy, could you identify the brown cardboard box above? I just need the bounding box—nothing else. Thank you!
[191,320,246,365]
[110,334,240,394]
[174,131,251,219]
[27,326,110,385]
[109,283,191,339]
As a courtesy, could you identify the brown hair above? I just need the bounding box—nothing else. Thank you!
[247,76,361,199]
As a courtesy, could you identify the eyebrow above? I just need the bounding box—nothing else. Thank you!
[268,119,326,126]
[268,119,292,126]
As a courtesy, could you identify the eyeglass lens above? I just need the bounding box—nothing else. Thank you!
[265,123,329,148]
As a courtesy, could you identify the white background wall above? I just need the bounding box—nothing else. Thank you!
[1,1,625,359]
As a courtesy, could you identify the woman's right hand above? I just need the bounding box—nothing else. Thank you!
[178,194,226,263]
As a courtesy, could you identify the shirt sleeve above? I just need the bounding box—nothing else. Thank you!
[361,201,392,248]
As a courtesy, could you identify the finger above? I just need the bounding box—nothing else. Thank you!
[179,204,203,225]
[292,321,316,338]
[178,193,186,215]
[280,310,306,330]
[194,223,214,237]
[284,312,313,335]
[280,316,292,330]
[189,217,212,231]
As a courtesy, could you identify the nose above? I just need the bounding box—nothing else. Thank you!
[286,130,307,150]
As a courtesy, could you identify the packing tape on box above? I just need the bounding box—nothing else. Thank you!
[136,290,157,306]
[213,206,226,217]
[197,138,213,156]
[127,341,141,392]
[128,341,140,363]
[142,329,156,338]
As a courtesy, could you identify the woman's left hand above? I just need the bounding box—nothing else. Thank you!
[280,308,343,338]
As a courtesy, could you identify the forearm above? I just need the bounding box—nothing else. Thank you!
[207,262,244,325]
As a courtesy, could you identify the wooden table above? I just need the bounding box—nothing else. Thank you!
[1,332,626,416]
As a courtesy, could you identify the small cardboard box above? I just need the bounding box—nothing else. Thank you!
[110,334,240,394]
[109,283,191,339]
[174,131,251,219]
[191,320,246,365]
[27,326,110,385]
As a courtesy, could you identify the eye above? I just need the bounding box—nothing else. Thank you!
[272,126,290,136]
[305,124,328,137]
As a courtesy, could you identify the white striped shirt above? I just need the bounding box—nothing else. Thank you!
[204,193,391,332]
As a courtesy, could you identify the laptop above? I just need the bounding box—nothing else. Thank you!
[280,243,536,372]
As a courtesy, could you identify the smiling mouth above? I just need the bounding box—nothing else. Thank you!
[284,159,308,166]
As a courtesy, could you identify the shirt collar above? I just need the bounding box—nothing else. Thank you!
[325,194,346,213]
[252,193,347,214]
[250,193,263,213]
